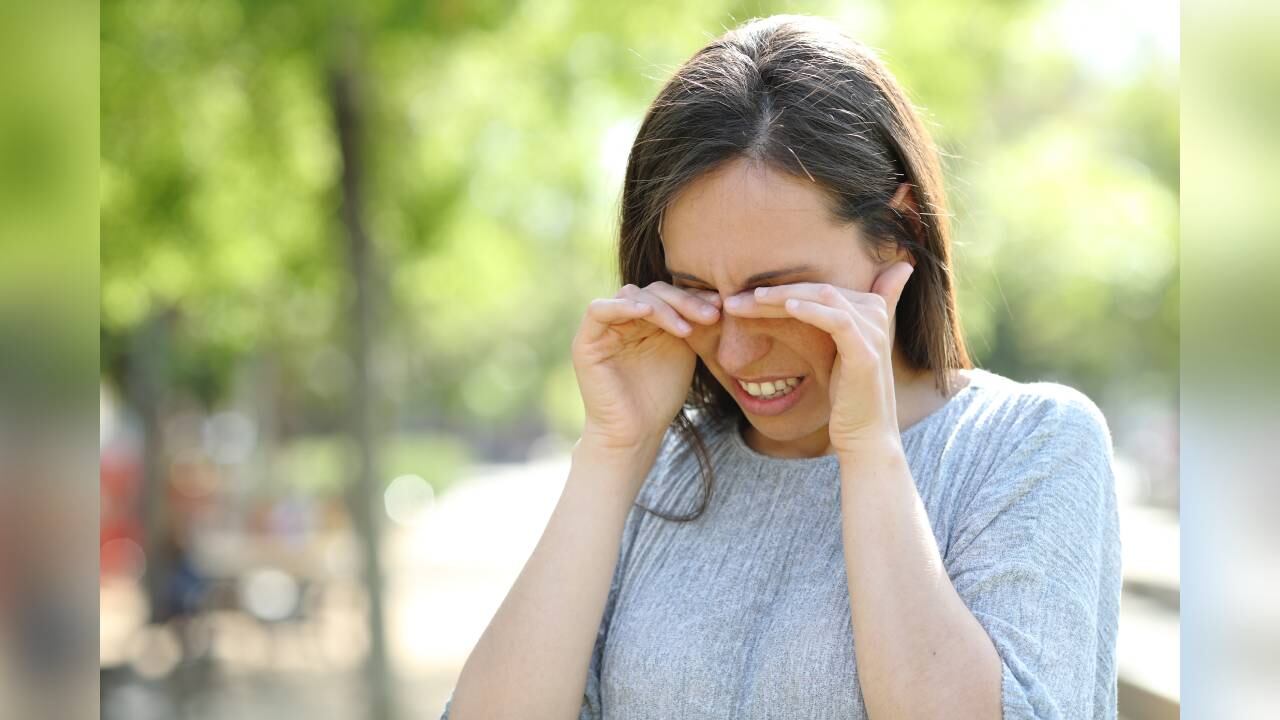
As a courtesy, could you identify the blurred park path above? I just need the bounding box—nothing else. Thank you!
[1114,498,1181,720]
[386,451,573,715]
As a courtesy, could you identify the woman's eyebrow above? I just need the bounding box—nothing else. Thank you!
[667,264,818,288]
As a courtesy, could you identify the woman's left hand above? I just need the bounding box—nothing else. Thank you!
[723,262,915,455]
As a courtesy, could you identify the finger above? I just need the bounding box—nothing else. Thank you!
[581,297,653,343]
[751,283,859,312]
[870,261,915,315]
[725,283,862,319]
[780,298,876,361]
[721,291,792,319]
[644,281,721,325]
[749,281,897,328]
[751,282,892,310]
[692,289,722,308]
[618,285,693,337]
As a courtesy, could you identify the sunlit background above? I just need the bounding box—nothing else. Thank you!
[99,1,1178,718]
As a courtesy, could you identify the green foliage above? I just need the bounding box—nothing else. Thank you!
[102,0,1178,456]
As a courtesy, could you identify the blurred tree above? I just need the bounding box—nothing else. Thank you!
[103,0,1177,443]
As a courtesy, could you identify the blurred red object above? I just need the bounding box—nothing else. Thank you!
[99,440,142,580]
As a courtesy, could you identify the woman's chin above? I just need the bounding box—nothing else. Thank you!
[742,416,831,457]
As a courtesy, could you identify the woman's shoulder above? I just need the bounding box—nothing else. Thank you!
[942,371,1122,576]
[953,368,1116,489]
[962,367,1112,448]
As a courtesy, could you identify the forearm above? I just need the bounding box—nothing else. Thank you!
[838,438,1002,720]
[449,439,659,720]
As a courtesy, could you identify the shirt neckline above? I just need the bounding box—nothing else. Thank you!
[721,367,989,469]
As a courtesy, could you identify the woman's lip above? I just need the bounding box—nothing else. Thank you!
[730,374,809,416]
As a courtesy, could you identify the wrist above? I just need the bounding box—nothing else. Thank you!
[576,424,664,462]
[833,430,905,468]
[570,433,663,497]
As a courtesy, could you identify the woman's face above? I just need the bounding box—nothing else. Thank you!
[661,157,897,454]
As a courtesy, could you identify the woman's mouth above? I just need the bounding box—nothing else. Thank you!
[737,376,801,400]
[730,375,808,416]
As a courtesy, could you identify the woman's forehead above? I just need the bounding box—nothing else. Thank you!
[661,158,859,277]
[664,160,833,229]
[663,209,865,288]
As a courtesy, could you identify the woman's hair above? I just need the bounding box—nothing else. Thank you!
[618,14,972,522]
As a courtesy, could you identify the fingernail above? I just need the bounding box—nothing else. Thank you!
[725,296,743,309]
[754,287,770,297]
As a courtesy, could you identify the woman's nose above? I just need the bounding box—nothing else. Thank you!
[715,313,770,375]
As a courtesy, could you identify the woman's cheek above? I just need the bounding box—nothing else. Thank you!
[787,324,838,379]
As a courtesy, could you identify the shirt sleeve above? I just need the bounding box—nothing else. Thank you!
[943,388,1123,720]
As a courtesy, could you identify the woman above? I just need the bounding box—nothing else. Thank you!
[443,14,1120,720]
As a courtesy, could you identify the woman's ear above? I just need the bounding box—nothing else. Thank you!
[888,182,921,266]
[889,182,914,212]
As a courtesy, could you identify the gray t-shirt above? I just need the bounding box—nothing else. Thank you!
[441,367,1122,719]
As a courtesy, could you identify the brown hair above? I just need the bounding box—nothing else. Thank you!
[618,14,972,522]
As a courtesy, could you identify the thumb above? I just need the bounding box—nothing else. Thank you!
[871,261,915,314]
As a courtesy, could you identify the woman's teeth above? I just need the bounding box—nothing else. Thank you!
[738,377,801,400]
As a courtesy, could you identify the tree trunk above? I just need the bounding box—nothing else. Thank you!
[331,60,395,720]
[131,309,171,627]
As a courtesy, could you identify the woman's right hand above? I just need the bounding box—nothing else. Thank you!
[571,281,722,452]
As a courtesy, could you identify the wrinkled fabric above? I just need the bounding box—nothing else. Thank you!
[441,368,1121,719]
